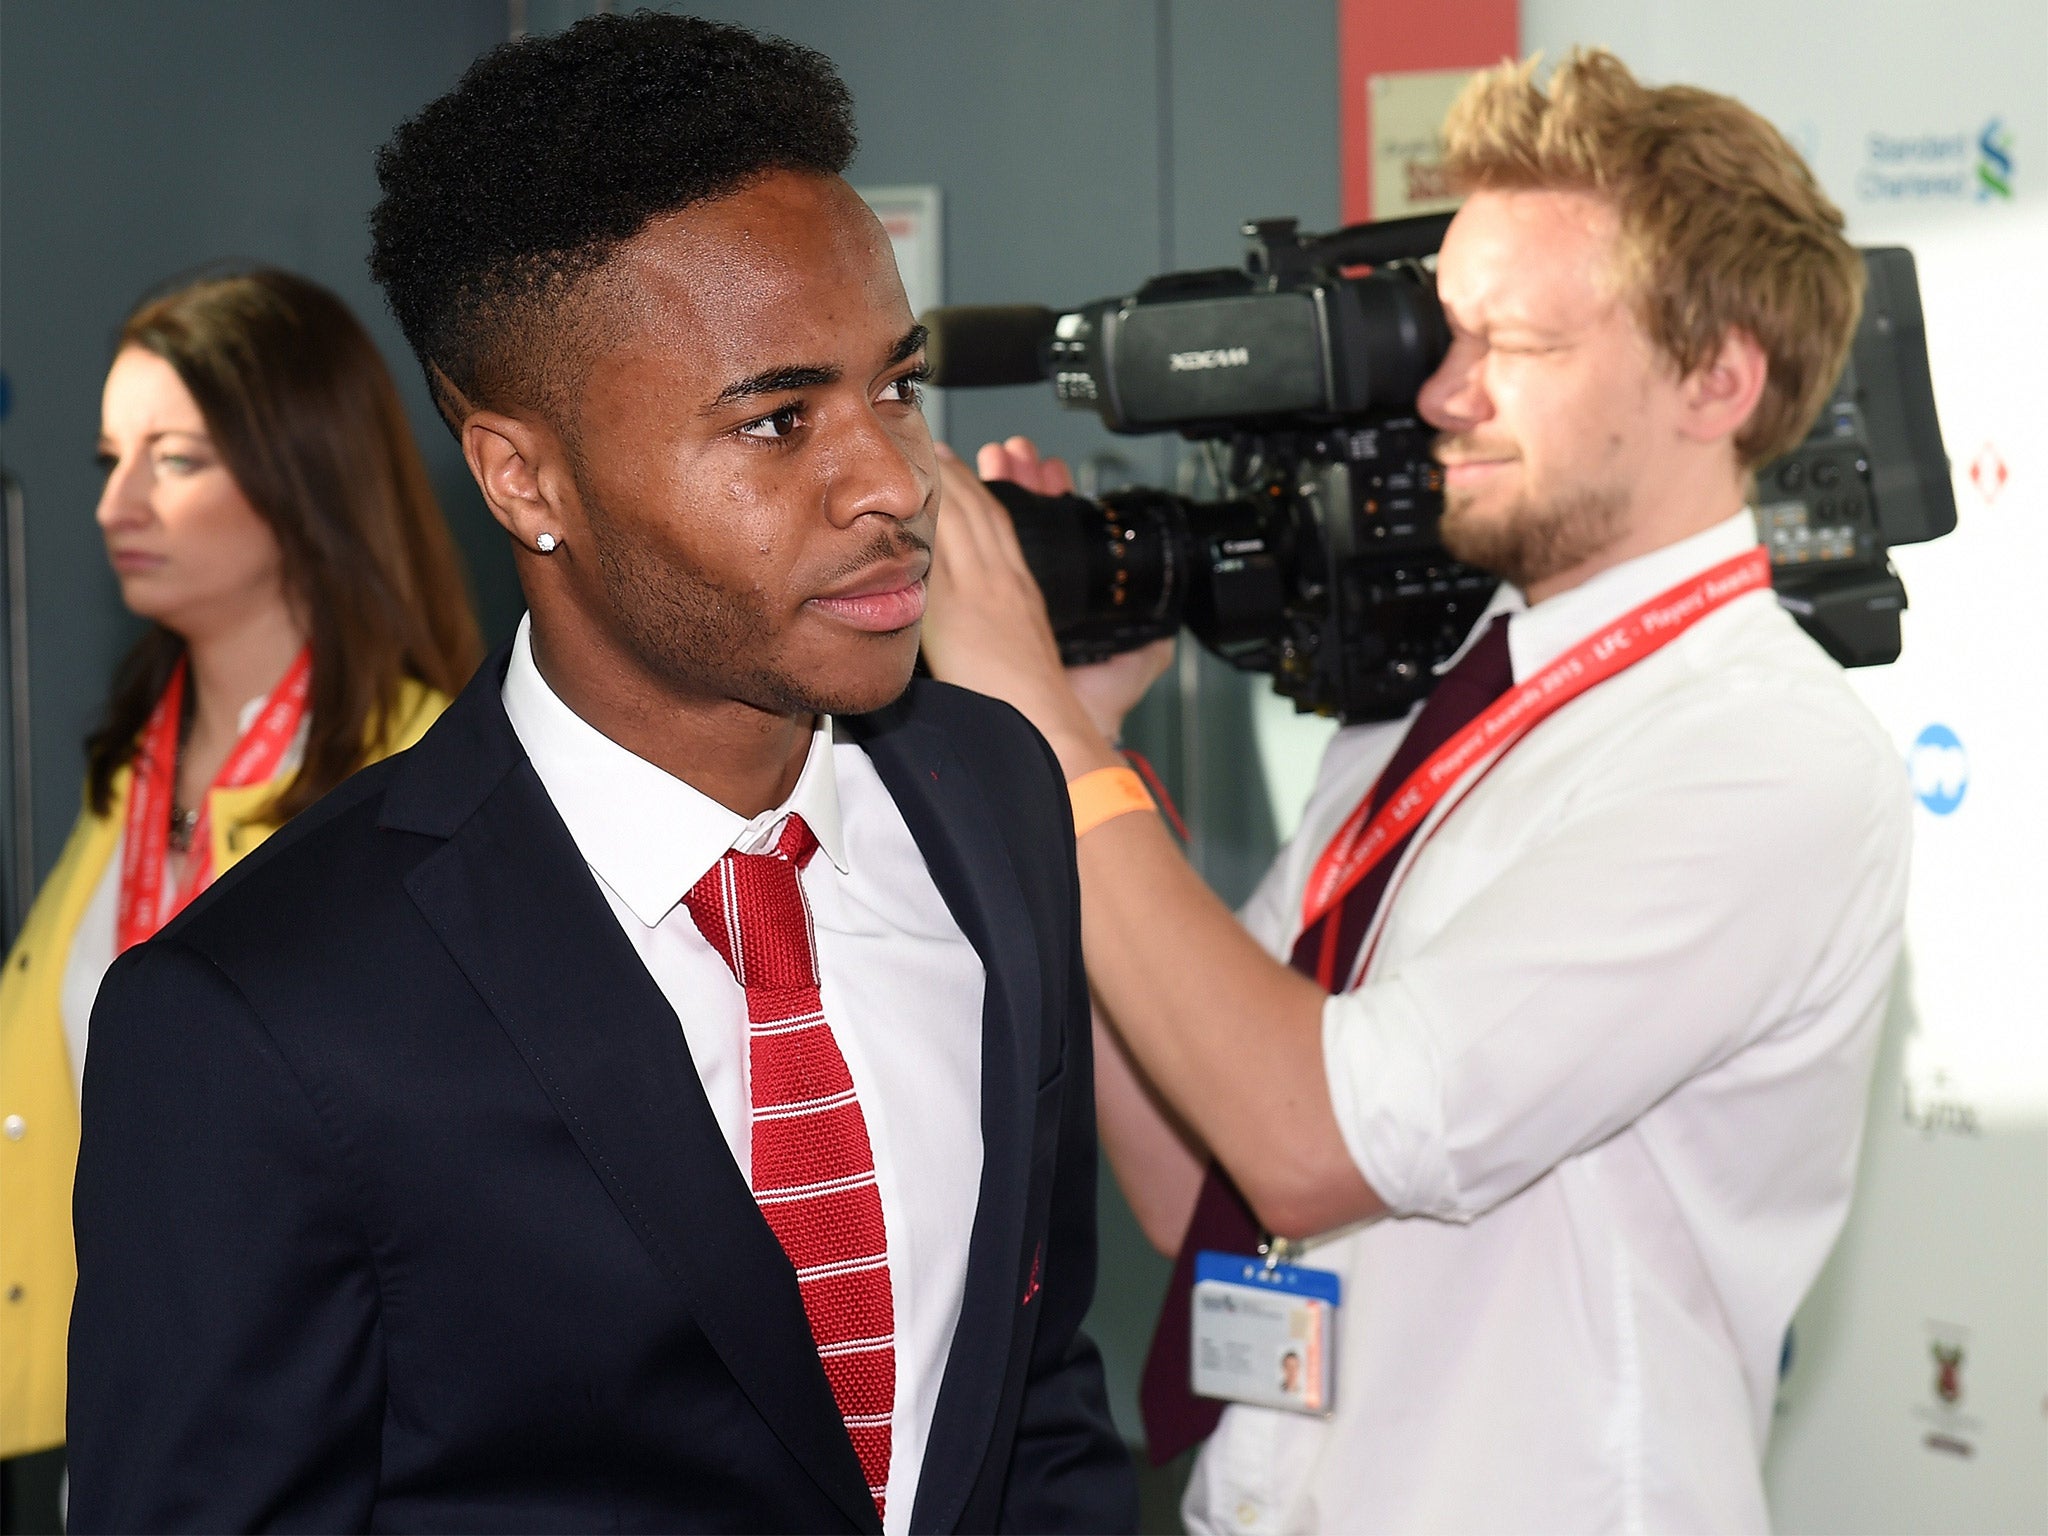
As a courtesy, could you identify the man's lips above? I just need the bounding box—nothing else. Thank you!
[807,557,931,633]
[1438,457,1518,487]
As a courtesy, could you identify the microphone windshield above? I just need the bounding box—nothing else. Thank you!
[921,305,1058,388]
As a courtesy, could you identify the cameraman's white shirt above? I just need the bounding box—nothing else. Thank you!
[1183,512,1911,1536]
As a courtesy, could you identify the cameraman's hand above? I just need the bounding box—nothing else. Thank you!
[925,437,1175,760]
[935,437,1369,1245]
[976,438,1178,742]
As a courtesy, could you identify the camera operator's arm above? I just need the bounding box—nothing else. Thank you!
[926,443,1383,1239]
[1093,996,1208,1255]
[933,440,1212,1254]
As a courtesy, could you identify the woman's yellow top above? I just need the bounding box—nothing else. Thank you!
[0,679,450,1457]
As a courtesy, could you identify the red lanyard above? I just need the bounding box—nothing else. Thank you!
[1299,547,1771,982]
[117,647,313,953]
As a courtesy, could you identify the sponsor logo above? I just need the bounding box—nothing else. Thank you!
[1915,1321,1979,1457]
[1168,346,1251,373]
[1908,724,1968,815]
[1979,118,2015,200]
[1968,441,2009,504]
[1933,1342,1964,1405]
[1903,1069,1983,1138]
[1857,117,2015,203]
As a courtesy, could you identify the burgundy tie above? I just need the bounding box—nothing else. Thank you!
[682,815,896,1521]
[1137,615,1514,1464]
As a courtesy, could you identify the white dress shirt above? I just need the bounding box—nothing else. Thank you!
[501,618,984,1535]
[1185,513,1912,1535]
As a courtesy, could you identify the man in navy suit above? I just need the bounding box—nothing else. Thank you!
[66,13,1135,1533]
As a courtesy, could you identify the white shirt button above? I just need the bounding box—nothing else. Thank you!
[1236,1499,1261,1526]
[2,1114,23,1141]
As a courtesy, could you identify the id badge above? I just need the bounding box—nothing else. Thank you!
[1191,1250,1340,1415]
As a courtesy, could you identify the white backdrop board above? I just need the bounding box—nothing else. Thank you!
[1518,3,2048,1528]
[858,184,946,444]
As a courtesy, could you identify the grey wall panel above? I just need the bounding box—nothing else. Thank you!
[1162,0,1343,912]
[0,0,514,887]
[1164,0,1342,266]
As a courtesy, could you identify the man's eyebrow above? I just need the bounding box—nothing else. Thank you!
[706,325,931,413]
[888,324,929,368]
[708,362,840,411]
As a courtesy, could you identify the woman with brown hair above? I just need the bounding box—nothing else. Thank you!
[0,267,482,1476]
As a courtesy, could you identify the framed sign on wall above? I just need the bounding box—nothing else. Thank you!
[858,184,945,443]
[1339,0,1518,225]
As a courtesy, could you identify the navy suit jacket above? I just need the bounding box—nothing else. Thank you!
[67,653,1137,1534]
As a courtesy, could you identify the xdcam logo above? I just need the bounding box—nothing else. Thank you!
[1857,117,2015,203]
[1908,724,1969,815]
[1168,346,1250,373]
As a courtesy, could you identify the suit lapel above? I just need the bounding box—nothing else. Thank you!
[384,664,880,1533]
[846,700,1043,1535]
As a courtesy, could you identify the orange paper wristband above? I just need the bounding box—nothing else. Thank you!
[1068,765,1157,839]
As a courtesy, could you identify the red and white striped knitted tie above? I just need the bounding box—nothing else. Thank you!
[682,814,894,1521]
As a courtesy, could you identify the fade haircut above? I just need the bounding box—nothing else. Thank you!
[368,11,856,436]
[1441,49,1864,467]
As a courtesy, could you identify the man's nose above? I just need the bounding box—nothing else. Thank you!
[1418,342,1492,434]
[830,411,933,527]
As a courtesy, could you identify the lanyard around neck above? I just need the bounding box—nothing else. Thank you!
[1299,547,1771,962]
[117,647,313,953]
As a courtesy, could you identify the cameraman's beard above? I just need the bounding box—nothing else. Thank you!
[1439,480,1628,597]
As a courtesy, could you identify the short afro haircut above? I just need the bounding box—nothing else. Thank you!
[368,10,856,434]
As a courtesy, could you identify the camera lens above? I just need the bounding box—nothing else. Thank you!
[987,481,1189,662]
[988,480,1284,665]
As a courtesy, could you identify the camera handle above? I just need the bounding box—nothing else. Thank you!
[1245,211,1455,283]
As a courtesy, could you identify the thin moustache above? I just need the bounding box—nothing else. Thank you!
[1431,434,1519,466]
[812,548,932,601]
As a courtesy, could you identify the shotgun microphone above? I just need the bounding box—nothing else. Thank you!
[922,304,1057,388]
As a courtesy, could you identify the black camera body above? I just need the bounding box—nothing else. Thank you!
[925,214,1955,722]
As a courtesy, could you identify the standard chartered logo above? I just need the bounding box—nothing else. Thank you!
[1858,117,2015,203]
[1977,118,2015,200]
[1908,724,1969,816]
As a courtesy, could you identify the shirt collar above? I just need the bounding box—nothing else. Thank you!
[1449,509,1760,683]
[499,614,849,929]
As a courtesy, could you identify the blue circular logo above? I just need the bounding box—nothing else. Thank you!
[1908,724,1968,815]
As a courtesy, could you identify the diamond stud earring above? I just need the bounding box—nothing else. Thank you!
[535,532,559,554]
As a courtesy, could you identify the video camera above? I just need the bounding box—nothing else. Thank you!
[922,213,1956,721]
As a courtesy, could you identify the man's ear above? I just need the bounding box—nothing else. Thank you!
[462,409,578,554]
[1679,327,1770,449]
